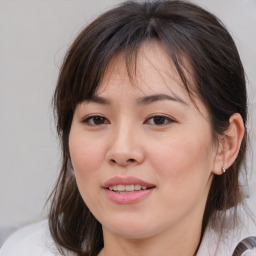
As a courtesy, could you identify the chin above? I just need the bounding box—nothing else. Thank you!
[111,227,153,240]
[102,217,161,240]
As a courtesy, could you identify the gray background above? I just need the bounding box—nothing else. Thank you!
[0,0,255,245]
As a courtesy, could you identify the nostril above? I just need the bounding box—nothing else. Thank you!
[110,159,116,164]
[109,158,135,165]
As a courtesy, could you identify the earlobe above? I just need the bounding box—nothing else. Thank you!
[212,137,226,175]
[212,113,245,175]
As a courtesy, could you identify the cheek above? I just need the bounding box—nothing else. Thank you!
[69,135,104,175]
[149,130,213,176]
[145,137,213,225]
[68,132,107,206]
[148,133,213,198]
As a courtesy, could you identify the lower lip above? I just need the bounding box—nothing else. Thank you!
[104,188,154,204]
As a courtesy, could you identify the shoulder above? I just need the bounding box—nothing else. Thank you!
[197,203,256,256]
[0,220,60,256]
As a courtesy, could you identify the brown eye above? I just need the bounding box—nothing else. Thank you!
[83,115,109,126]
[145,115,174,126]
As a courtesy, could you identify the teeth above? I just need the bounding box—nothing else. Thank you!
[126,185,134,191]
[109,184,148,192]
[134,184,142,191]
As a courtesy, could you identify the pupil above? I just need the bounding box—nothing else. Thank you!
[94,116,104,124]
[154,116,165,125]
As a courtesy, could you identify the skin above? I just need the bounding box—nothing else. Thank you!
[68,41,243,256]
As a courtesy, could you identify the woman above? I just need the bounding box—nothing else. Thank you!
[1,1,255,255]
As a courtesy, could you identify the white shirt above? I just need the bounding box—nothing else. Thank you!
[1,206,255,256]
[0,220,60,256]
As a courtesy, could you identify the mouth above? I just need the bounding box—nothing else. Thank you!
[103,176,155,190]
[103,176,156,203]
[108,184,153,193]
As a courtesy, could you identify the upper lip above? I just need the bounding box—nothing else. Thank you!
[102,176,156,189]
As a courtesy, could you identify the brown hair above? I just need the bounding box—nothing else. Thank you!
[49,1,247,255]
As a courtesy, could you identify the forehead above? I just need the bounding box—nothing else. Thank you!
[96,40,195,103]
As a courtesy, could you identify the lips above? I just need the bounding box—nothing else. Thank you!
[102,176,156,204]
[102,176,155,190]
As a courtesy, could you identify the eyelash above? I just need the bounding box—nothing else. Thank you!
[82,115,174,126]
[144,115,174,126]
[82,115,110,126]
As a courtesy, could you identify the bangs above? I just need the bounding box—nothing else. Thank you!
[57,2,196,118]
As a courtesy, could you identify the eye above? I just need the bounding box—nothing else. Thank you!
[82,115,110,126]
[145,115,174,126]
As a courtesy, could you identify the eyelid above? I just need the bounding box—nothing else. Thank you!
[82,114,110,126]
[80,113,175,126]
[144,114,176,126]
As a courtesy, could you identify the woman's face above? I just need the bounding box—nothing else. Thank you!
[69,41,218,239]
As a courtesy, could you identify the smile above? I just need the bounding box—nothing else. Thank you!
[108,184,148,192]
[103,176,155,203]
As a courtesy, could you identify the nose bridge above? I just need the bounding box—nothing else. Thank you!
[114,119,133,147]
[107,117,144,166]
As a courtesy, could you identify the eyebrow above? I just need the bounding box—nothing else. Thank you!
[137,94,187,105]
[85,93,187,106]
[86,95,111,105]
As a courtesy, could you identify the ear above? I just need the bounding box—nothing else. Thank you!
[212,113,245,175]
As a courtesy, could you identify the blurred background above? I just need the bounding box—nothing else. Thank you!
[0,0,255,246]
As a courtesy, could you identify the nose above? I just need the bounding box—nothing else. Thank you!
[106,124,145,167]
